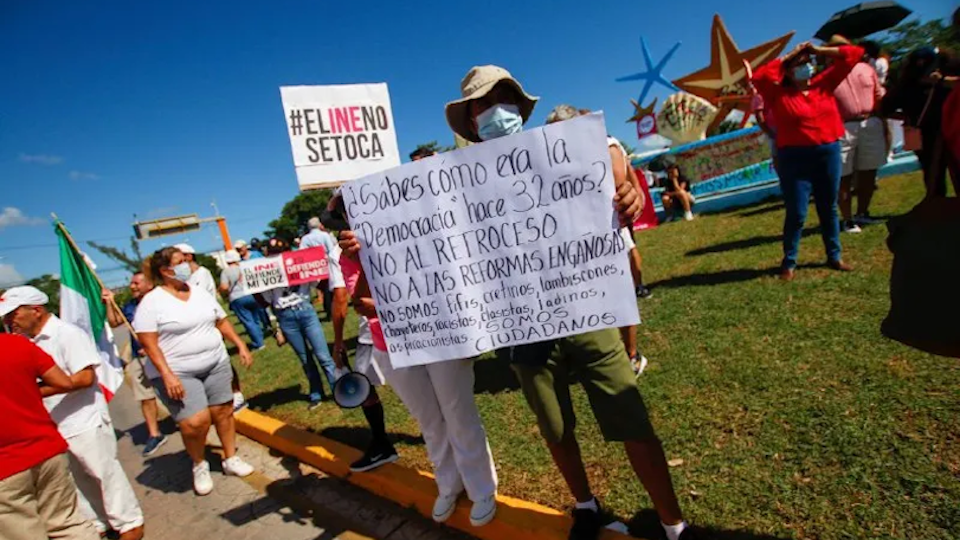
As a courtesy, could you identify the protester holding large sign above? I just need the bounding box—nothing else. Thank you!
[339,64,692,540]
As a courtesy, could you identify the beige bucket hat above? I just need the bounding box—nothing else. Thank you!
[445,65,539,143]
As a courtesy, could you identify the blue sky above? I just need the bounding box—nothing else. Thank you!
[1,0,951,288]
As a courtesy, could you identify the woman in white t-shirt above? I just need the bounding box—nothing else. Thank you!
[135,246,255,496]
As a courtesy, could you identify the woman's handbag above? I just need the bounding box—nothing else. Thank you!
[903,89,936,152]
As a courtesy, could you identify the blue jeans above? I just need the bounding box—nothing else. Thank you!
[276,304,336,401]
[777,142,842,269]
[229,295,266,349]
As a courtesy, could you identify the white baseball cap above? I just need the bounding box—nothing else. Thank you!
[0,286,50,318]
[234,240,248,249]
[224,249,241,263]
[174,243,195,254]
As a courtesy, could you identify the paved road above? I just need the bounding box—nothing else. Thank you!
[107,385,474,540]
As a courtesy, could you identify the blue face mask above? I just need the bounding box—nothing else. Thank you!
[170,262,192,282]
[792,62,816,82]
[476,104,523,141]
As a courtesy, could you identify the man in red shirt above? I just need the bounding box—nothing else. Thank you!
[0,333,99,540]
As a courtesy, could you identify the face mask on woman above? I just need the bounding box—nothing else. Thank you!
[169,262,192,282]
[792,62,816,82]
[477,104,523,141]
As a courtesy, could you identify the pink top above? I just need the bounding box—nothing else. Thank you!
[751,93,777,133]
[340,256,387,352]
[833,62,884,121]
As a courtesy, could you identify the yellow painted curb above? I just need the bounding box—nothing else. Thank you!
[235,408,635,540]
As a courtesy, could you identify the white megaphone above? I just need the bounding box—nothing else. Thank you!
[333,368,371,409]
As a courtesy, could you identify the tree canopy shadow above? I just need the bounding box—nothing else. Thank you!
[628,509,792,540]
[686,228,817,257]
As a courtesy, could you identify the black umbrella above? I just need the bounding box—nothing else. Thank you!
[815,1,912,41]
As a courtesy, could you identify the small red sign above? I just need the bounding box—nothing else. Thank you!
[281,246,329,285]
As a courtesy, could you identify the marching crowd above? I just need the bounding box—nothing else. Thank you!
[2,12,958,540]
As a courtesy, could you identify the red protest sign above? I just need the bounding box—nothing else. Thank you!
[281,246,329,285]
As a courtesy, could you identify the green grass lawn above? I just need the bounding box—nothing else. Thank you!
[232,172,959,540]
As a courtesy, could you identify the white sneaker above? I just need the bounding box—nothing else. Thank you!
[222,456,254,478]
[842,221,862,234]
[469,495,497,527]
[233,392,248,412]
[192,460,214,496]
[432,492,460,523]
[683,211,694,221]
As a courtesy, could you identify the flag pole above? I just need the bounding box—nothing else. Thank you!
[51,213,138,339]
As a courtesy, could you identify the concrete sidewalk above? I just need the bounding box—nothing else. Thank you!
[108,385,474,540]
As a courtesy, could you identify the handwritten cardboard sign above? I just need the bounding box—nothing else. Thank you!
[342,113,640,367]
[280,83,401,190]
[239,246,329,295]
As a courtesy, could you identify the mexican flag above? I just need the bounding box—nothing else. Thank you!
[55,222,125,402]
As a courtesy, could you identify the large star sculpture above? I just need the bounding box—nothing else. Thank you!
[672,14,794,111]
[627,98,657,123]
[616,38,682,109]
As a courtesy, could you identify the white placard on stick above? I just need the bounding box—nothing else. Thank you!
[280,83,401,190]
[342,113,640,368]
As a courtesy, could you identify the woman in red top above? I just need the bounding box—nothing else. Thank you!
[753,42,863,280]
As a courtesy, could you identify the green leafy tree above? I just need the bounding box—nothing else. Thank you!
[26,274,61,316]
[87,236,143,273]
[876,17,960,86]
[263,189,334,244]
[195,253,221,284]
[410,140,455,158]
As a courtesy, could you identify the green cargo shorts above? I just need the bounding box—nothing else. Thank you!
[506,328,656,444]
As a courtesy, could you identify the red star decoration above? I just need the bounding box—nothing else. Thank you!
[673,14,794,111]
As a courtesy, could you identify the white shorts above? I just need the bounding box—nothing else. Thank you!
[619,227,636,250]
[354,344,387,386]
[840,117,888,176]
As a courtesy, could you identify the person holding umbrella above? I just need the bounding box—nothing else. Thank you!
[752,41,864,280]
